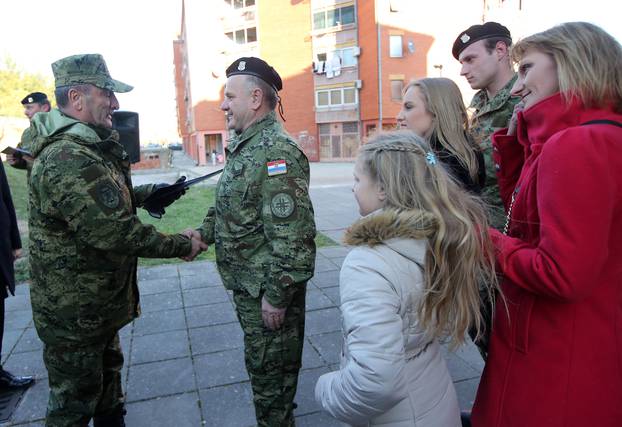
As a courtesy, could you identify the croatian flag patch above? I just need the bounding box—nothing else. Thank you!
[267,160,287,176]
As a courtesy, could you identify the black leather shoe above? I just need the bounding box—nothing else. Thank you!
[93,407,126,427]
[0,369,34,390]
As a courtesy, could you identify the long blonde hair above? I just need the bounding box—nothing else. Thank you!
[512,22,622,112]
[405,78,481,183]
[358,131,498,348]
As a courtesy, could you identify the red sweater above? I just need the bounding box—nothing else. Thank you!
[472,93,622,427]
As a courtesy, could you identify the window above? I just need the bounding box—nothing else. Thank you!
[330,90,342,105]
[389,35,403,57]
[247,27,257,43]
[319,122,359,160]
[315,47,357,69]
[343,88,356,104]
[341,48,356,67]
[341,6,355,24]
[226,27,258,45]
[313,12,326,30]
[317,92,329,106]
[315,87,358,108]
[312,5,356,31]
[225,0,255,8]
[390,80,404,101]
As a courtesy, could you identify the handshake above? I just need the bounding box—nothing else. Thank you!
[180,229,209,262]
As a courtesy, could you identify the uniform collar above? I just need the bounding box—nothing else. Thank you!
[227,111,277,154]
[470,74,518,114]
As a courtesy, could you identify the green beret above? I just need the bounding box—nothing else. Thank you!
[51,53,133,93]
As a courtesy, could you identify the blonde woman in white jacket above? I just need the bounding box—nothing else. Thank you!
[315,131,498,426]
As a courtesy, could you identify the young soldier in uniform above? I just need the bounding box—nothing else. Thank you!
[27,53,206,427]
[453,22,519,229]
[7,92,51,171]
[185,57,316,426]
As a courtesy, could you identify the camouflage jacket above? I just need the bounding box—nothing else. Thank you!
[469,74,519,229]
[9,127,34,171]
[198,112,316,308]
[28,109,192,344]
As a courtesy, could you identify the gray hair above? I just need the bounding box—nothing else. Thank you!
[245,75,278,110]
[54,84,92,108]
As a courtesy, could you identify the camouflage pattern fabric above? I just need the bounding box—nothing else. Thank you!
[198,111,316,425]
[468,74,519,229]
[8,127,34,171]
[234,288,306,427]
[43,333,124,427]
[198,111,316,308]
[27,108,192,423]
[52,53,133,93]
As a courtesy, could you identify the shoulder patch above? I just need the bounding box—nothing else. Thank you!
[270,192,295,219]
[267,160,287,176]
[96,181,120,209]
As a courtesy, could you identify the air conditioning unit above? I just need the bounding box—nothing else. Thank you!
[355,80,363,89]
[352,46,361,57]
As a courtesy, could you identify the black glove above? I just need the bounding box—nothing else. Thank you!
[143,176,187,218]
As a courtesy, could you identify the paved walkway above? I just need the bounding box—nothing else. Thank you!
[2,152,483,426]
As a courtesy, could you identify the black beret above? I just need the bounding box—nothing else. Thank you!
[21,92,48,105]
[452,22,512,60]
[226,57,283,92]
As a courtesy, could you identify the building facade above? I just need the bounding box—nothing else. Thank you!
[174,0,523,164]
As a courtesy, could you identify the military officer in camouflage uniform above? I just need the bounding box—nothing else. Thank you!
[453,22,520,229]
[7,92,52,172]
[186,57,316,426]
[27,54,206,427]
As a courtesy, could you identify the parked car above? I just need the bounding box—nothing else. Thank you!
[168,142,183,151]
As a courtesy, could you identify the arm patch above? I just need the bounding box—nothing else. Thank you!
[270,192,295,219]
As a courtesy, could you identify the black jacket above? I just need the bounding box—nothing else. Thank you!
[0,161,21,297]
[429,133,486,194]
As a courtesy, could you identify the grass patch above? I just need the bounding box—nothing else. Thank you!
[3,162,337,281]
[3,162,28,219]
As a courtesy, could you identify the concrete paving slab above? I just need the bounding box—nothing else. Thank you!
[185,302,237,329]
[130,330,190,365]
[194,349,248,389]
[126,357,195,402]
[304,308,341,336]
[199,383,256,427]
[12,328,43,354]
[188,323,243,355]
[125,392,202,427]
[132,308,187,337]
[181,287,229,307]
[139,291,183,313]
[8,379,48,425]
[137,277,180,296]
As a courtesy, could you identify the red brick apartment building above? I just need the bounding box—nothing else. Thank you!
[173,0,522,164]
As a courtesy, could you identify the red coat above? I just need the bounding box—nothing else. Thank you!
[472,93,622,427]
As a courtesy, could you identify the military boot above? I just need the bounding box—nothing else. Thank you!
[93,407,126,427]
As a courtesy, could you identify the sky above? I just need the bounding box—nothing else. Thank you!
[1,0,620,144]
[0,0,183,143]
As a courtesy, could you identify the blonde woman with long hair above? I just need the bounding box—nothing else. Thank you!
[315,131,497,426]
[397,77,485,193]
[472,22,622,427]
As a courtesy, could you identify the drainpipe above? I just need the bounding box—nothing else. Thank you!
[376,0,383,129]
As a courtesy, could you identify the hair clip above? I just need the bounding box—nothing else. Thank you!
[425,152,437,165]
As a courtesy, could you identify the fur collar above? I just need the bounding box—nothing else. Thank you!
[344,209,436,247]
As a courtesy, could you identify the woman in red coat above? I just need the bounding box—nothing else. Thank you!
[472,22,622,427]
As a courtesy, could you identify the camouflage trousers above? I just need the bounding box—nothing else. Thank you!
[233,286,306,427]
[41,332,125,427]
